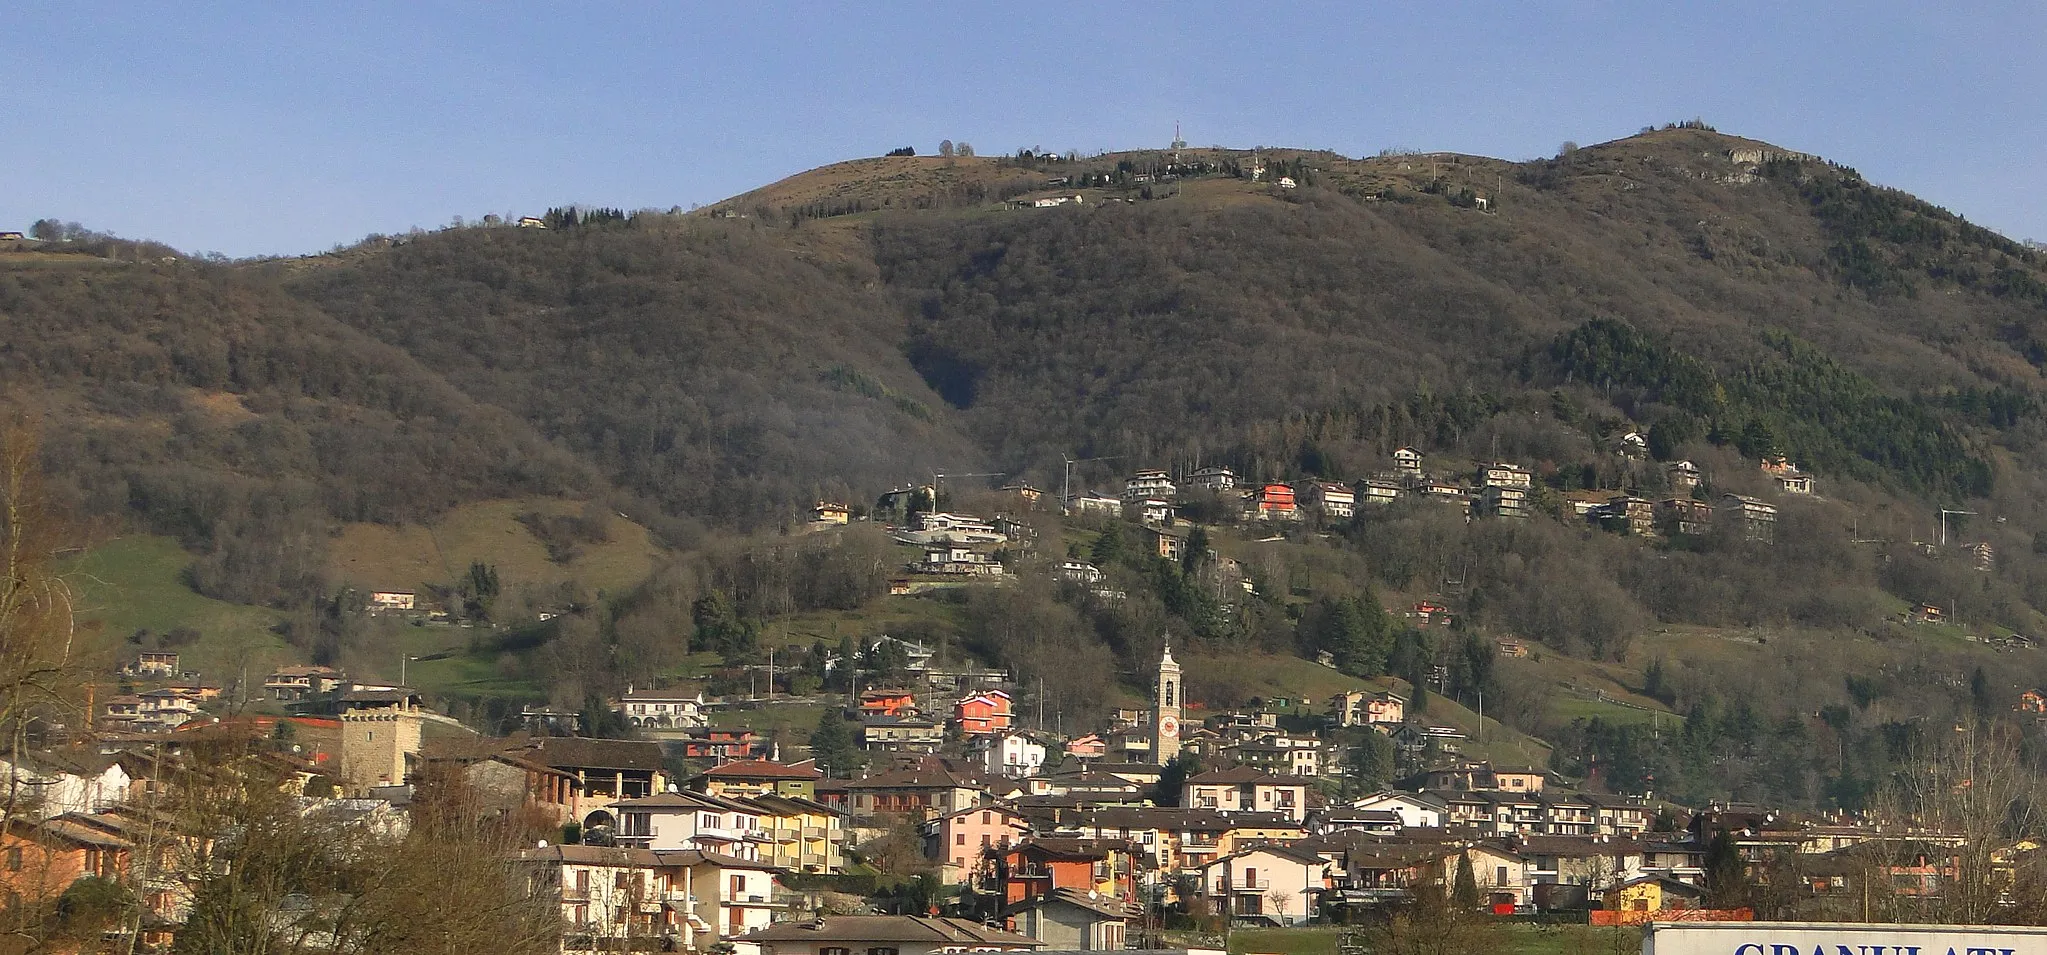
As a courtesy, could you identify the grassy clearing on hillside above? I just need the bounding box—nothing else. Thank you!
[65,535,291,680]
[709,700,833,744]
[1549,694,1681,729]
[325,497,662,597]
[757,593,968,652]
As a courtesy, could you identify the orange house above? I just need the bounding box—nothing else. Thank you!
[1252,484,1297,521]
[954,691,1014,735]
[0,817,131,905]
[861,689,918,719]
[992,837,1140,906]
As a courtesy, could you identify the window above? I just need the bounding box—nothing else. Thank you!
[823,949,850,955]
[730,874,745,897]
[956,833,966,846]
[866,948,900,955]
[1496,865,1509,885]
[616,872,630,890]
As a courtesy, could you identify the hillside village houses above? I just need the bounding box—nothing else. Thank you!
[27,440,1885,954]
[42,643,1991,952]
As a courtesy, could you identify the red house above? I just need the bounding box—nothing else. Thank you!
[1252,484,1297,521]
[861,689,918,718]
[953,690,1014,736]
[989,837,1141,906]
[1409,601,1453,627]
[678,728,766,763]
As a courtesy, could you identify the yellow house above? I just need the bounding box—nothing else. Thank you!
[1610,874,1703,912]
[742,792,847,874]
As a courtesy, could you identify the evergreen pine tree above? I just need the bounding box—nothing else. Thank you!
[1452,852,1481,910]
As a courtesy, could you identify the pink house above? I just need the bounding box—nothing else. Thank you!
[1065,734,1106,760]
[923,804,1028,884]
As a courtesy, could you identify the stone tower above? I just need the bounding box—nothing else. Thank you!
[339,699,423,794]
[1154,640,1183,766]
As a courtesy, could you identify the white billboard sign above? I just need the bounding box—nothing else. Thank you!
[1644,921,2047,955]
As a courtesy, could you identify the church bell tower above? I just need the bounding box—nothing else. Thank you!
[1154,640,1183,765]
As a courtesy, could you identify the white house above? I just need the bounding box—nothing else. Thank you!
[1183,767,1309,823]
[971,732,1047,778]
[1199,843,1329,926]
[1134,498,1173,526]
[1069,492,1123,516]
[615,690,707,729]
[1056,561,1106,586]
[1350,790,1448,829]
[607,791,767,860]
[520,845,780,950]
[1392,447,1424,476]
[1122,469,1177,503]
[367,591,416,612]
[0,751,134,819]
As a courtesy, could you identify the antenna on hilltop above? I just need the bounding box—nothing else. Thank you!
[1172,121,1186,161]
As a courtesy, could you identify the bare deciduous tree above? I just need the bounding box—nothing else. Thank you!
[0,417,87,822]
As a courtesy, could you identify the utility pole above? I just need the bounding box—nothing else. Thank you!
[1477,687,1484,745]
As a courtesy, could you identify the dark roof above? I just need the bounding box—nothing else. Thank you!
[9,817,133,850]
[339,689,420,705]
[1580,792,1650,809]
[701,759,821,781]
[1060,806,1303,833]
[513,737,665,773]
[743,792,843,818]
[611,790,760,814]
[1185,766,1305,786]
[1617,873,1705,895]
[1314,809,1404,825]
[1014,836,1139,860]
[1208,842,1329,867]
[8,747,123,778]
[845,765,987,791]
[929,802,1024,824]
[736,916,1041,946]
[1512,834,1644,856]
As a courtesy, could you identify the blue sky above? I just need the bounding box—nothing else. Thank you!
[4,2,2041,258]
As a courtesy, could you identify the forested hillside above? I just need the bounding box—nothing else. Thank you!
[285,220,983,527]
[0,257,588,606]
[17,124,2047,810]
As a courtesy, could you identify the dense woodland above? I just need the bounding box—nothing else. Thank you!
[13,126,2047,811]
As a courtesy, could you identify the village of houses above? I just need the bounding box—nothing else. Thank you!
[0,445,2007,954]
